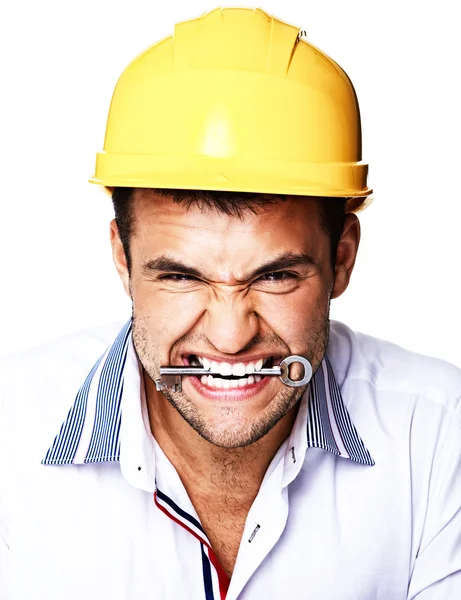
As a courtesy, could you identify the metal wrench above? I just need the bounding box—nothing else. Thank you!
[155,355,312,392]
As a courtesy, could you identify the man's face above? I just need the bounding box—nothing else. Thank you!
[112,190,358,448]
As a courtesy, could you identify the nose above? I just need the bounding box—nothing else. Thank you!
[202,290,259,355]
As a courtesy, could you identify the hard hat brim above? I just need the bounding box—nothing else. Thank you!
[90,153,371,203]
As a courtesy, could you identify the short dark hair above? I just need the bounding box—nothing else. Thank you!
[111,187,347,272]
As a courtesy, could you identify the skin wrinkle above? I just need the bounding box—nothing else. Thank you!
[110,188,360,576]
[142,252,319,285]
[112,188,347,272]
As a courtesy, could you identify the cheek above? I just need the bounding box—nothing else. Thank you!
[132,282,208,340]
[254,284,331,347]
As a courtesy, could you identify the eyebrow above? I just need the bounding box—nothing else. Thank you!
[142,257,202,278]
[142,252,318,281]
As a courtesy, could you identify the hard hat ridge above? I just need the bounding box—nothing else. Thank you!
[173,7,300,77]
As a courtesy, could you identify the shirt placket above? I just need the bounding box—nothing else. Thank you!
[153,487,230,599]
[226,456,289,600]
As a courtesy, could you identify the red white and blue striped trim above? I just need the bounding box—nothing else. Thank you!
[154,487,211,544]
[154,488,230,599]
[42,320,374,467]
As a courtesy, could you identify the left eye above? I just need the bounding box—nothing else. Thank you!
[258,272,296,282]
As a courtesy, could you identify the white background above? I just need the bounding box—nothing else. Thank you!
[0,0,460,367]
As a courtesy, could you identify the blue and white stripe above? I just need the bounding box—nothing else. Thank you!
[42,320,374,467]
[307,359,374,465]
[42,320,131,465]
[201,543,216,600]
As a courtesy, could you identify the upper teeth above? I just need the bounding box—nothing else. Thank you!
[197,356,265,376]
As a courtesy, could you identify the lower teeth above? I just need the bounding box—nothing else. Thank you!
[200,374,262,389]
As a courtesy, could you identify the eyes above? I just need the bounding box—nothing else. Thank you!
[161,271,295,282]
[158,271,300,293]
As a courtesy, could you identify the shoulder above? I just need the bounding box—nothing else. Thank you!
[328,322,461,484]
[328,320,461,414]
[0,321,124,386]
[0,321,125,458]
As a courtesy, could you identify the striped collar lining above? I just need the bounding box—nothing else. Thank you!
[42,320,374,467]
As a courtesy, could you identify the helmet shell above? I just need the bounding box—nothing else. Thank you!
[91,7,372,210]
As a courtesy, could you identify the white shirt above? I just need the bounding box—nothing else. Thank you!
[1,320,460,599]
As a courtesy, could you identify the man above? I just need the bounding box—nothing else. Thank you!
[1,6,460,600]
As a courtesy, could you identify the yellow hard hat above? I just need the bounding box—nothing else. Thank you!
[91,7,372,211]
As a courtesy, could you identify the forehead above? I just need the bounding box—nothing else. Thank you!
[130,190,328,271]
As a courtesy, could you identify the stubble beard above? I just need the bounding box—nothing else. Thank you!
[132,313,330,449]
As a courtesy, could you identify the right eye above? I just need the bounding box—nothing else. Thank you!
[160,274,199,282]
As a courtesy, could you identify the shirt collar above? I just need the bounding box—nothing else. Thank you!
[42,320,374,471]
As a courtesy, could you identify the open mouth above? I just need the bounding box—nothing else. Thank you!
[185,354,276,390]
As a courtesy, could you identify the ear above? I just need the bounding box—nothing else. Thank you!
[331,213,361,299]
[110,219,131,297]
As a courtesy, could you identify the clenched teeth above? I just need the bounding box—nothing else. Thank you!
[195,356,267,376]
[200,374,262,388]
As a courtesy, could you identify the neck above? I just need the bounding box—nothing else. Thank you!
[144,374,299,502]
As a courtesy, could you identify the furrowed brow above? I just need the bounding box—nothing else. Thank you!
[142,257,203,278]
[141,252,317,282]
